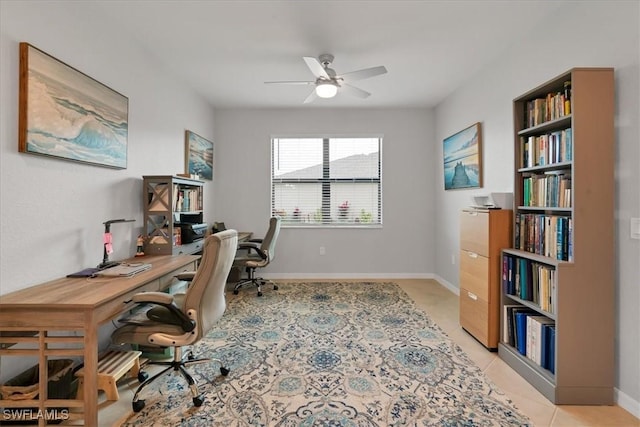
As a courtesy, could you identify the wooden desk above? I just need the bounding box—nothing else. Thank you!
[0,254,199,426]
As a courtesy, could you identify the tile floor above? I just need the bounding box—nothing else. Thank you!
[98,279,639,426]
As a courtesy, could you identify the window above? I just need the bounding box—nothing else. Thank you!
[271,136,382,227]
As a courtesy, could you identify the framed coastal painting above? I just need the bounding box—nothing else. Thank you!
[443,122,483,190]
[185,130,213,180]
[18,43,129,169]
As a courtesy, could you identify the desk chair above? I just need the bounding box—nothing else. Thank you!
[233,216,281,297]
[111,229,238,412]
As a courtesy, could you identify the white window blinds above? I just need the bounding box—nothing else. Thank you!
[271,136,382,227]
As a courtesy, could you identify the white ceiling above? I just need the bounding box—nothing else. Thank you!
[92,1,568,109]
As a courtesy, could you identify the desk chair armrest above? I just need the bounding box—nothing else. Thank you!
[132,291,173,304]
[174,271,196,282]
[237,242,268,260]
[247,238,263,243]
[130,292,196,332]
[238,241,260,250]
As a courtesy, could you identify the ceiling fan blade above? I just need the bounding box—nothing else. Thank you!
[338,65,387,83]
[303,56,330,79]
[264,80,315,85]
[303,89,318,104]
[341,83,371,99]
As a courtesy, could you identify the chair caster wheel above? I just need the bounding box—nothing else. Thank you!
[220,366,230,376]
[193,395,204,407]
[233,290,239,295]
[273,285,279,290]
[257,291,263,297]
[137,371,149,383]
[132,399,145,412]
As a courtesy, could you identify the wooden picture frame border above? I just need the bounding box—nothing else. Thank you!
[443,122,483,190]
[185,130,213,180]
[18,42,129,169]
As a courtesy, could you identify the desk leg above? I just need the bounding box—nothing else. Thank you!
[83,314,99,426]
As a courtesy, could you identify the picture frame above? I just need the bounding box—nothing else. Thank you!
[185,130,213,180]
[18,43,129,169]
[443,122,483,190]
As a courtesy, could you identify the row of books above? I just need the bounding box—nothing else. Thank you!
[175,188,201,212]
[504,306,556,374]
[525,82,571,128]
[519,128,572,168]
[502,254,557,313]
[515,213,573,261]
[148,184,202,213]
[522,172,572,208]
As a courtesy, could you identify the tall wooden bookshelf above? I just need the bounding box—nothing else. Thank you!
[499,68,614,404]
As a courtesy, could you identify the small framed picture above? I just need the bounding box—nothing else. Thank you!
[443,122,483,190]
[185,130,213,180]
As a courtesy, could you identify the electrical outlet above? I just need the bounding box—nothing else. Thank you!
[631,218,640,239]
[319,246,326,256]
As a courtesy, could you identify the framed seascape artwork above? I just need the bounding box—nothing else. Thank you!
[443,122,483,190]
[18,43,129,169]
[185,130,213,180]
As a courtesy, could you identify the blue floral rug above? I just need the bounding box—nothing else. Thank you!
[121,282,530,426]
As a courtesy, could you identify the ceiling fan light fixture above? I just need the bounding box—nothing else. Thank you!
[315,82,338,98]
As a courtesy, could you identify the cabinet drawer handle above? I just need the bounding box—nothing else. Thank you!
[466,211,478,216]
[467,251,478,258]
[467,291,478,301]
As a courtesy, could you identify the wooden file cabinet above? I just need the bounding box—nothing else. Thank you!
[459,208,512,349]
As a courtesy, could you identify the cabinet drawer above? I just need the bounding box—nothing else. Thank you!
[459,250,489,300]
[460,210,488,256]
[459,288,489,346]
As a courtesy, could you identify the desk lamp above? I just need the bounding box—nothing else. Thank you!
[98,218,135,269]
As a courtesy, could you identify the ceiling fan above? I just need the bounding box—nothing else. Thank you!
[265,54,387,103]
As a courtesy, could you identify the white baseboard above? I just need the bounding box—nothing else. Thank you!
[264,273,436,280]
[615,387,640,419]
[431,274,460,296]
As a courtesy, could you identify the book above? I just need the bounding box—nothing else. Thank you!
[515,311,531,355]
[503,304,520,344]
[547,325,557,374]
[528,316,555,365]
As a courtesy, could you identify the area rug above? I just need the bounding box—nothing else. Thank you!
[121,282,530,426]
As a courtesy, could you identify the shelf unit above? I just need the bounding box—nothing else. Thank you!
[143,175,205,255]
[459,208,512,350]
[499,68,614,404]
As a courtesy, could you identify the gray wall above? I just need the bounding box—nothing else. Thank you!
[213,108,436,279]
[434,1,640,412]
[0,1,217,378]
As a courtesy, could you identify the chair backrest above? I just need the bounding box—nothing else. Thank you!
[260,216,281,262]
[183,229,238,338]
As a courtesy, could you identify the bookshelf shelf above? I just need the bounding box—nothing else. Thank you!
[143,175,205,256]
[499,68,614,405]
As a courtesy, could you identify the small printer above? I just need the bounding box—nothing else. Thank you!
[177,223,208,243]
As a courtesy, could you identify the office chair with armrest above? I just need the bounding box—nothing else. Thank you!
[111,229,238,412]
[233,216,281,297]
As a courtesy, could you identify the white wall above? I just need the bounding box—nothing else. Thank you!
[434,1,640,413]
[213,108,435,278]
[0,1,215,378]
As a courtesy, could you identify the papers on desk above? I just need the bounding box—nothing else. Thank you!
[97,263,152,277]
